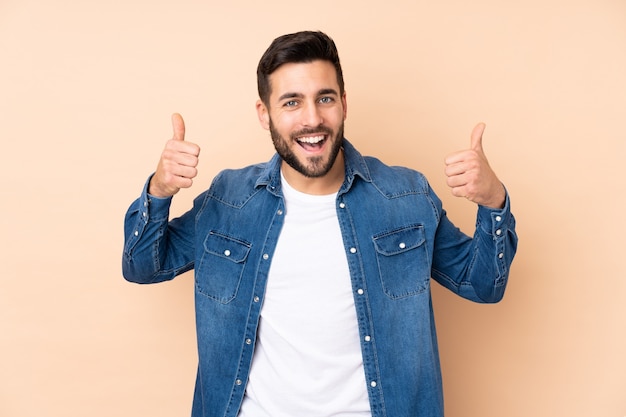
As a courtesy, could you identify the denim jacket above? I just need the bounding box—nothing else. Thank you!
[123,139,518,417]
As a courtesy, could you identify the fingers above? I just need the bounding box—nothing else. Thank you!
[148,114,201,198]
[156,161,197,192]
[445,158,479,198]
[470,122,486,152]
[443,122,505,208]
[164,113,200,167]
[169,113,199,159]
[444,158,477,181]
[161,143,199,177]
[444,122,488,171]
[171,113,186,141]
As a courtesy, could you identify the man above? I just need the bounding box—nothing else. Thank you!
[123,31,517,417]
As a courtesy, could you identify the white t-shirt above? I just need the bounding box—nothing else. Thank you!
[238,174,371,417]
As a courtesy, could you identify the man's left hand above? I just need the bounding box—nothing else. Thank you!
[444,123,506,209]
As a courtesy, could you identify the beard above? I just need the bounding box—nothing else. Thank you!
[269,119,344,178]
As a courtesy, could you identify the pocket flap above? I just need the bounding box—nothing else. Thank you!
[203,232,251,263]
[373,225,425,256]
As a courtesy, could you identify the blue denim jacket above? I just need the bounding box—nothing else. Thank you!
[123,139,518,417]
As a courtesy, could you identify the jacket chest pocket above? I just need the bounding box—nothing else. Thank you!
[372,225,431,299]
[196,232,251,304]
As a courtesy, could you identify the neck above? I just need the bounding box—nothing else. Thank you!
[281,149,345,195]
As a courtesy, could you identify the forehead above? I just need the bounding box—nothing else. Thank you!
[268,60,339,99]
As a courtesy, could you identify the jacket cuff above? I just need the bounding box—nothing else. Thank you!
[476,187,514,236]
[142,174,172,222]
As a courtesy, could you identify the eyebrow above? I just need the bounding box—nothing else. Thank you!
[277,88,339,102]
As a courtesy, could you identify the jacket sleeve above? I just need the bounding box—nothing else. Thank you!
[122,176,196,284]
[430,187,518,303]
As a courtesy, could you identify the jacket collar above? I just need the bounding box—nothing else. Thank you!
[254,138,372,195]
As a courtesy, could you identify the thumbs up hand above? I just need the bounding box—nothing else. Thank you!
[148,113,201,198]
[444,123,505,209]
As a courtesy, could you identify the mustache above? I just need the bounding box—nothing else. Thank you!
[290,125,333,140]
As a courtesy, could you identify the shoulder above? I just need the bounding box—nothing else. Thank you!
[343,139,431,197]
[362,156,431,197]
[195,162,272,208]
[214,163,268,186]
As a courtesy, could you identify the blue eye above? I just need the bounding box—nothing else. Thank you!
[319,97,333,104]
[285,100,298,107]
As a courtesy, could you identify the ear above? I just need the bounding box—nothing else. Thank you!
[256,100,270,130]
[341,91,348,120]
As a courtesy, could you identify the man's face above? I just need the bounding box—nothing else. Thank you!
[257,60,347,183]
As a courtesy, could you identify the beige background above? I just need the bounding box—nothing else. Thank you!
[1,0,625,416]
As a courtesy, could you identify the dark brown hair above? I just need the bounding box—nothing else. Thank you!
[257,31,345,106]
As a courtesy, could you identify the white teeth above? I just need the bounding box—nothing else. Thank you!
[297,135,325,144]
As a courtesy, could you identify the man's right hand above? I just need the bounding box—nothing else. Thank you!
[148,113,201,198]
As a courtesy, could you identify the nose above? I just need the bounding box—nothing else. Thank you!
[302,102,323,127]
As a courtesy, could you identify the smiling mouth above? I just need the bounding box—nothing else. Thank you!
[296,134,327,152]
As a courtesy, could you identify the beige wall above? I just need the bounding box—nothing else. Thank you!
[2,0,625,416]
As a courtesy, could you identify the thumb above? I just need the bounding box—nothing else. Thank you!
[171,113,186,141]
[470,122,486,152]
